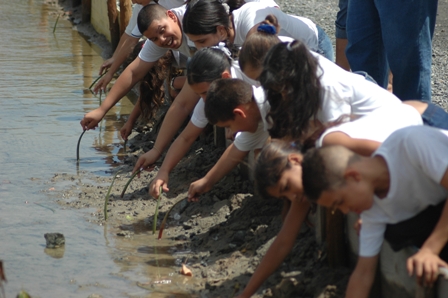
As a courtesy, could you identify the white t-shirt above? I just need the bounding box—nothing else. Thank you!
[359,126,448,257]
[233,86,270,152]
[190,61,259,128]
[129,0,186,38]
[316,104,423,148]
[138,5,194,63]
[232,2,318,51]
[313,51,402,123]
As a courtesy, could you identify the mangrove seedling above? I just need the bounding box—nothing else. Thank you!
[53,14,60,34]
[123,139,127,152]
[76,130,86,161]
[120,168,142,198]
[104,170,122,220]
[88,71,108,90]
[153,186,162,234]
[99,89,103,105]
[158,197,186,239]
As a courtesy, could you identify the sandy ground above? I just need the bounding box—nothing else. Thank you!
[51,0,448,297]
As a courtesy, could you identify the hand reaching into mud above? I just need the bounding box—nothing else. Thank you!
[150,172,169,198]
[120,121,133,141]
[132,149,160,175]
[188,177,212,202]
[80,108,106,130]
[407,248,448,286]
[99,57,114,75]
[93,72,114,94]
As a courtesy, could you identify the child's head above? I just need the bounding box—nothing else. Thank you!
[137,4,183,49]
[254,140,304,201]
[259,40,322,140]
[302,146,374,214]
[204,78,258,134]
[183,0,244,49]
[186,47,233,99]
[239,14,281,80]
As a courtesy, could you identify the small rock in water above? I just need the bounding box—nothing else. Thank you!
[44,233,65,248]
[173,213,181,220]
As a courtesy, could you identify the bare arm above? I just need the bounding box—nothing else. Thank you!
[132,82,201,173]
[120,97,142,140]
[150,121,204,197]
[322,132,381,156]
[94,33,140,93]
[346,255,379,298]
[237,200,310,298]
[407,168,448,285]
[81,57,155,130]
[188,143,248,201]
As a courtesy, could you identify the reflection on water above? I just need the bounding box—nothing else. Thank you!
[0,1,194,297]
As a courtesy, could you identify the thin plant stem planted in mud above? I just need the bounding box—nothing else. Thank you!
[153,186,162,235]
[120,168,142,198]
[53,14,60,34]
[158,197,186,239]
[34,202,55,213]
[104,170,122,220]
[123,139,127,152]
[88,71,108,90]
[99,89,103,104]
[76,130,86,161]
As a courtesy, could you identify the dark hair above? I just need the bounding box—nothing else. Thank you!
[204,78,252,124]
[183,0,244,36]
[302,146,360,202]
[137,4,168,34]
[239,14,280,73]
[124,40,174,120]
[254,140,302,199]
[186,47,232,85]
[259,40,323,140]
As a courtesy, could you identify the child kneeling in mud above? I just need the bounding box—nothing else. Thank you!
[301,126,448,297]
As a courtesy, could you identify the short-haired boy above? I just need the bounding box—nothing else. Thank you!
[81,4,194,130]
[188,78,270,200]
[302,125,448,297]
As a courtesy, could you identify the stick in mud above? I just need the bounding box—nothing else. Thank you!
[153,186,162,234]
[104,170,122,220]
[120,168,142,198]
[158,197,186,239]
[53,14,60,34]
[76,130,86,161]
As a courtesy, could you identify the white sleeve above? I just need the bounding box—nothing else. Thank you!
[233,123,269,152]
[190,99,209,129]
[359,215,386,257]
[130,25,143,39]
[125,4,143,37]
[138,40,169,62]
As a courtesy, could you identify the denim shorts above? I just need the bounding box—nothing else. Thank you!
[421,102,448,130]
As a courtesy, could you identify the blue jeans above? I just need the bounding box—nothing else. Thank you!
[421,102,448,130]
[335,0,348,39]
[316,25,334,62]
[346,0,438,102]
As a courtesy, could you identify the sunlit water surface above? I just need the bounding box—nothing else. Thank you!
[0,1,193,297]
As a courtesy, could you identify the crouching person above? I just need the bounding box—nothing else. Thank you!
[301,126,448,297]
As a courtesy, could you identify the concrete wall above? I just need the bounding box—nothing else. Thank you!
[91,0,113,42]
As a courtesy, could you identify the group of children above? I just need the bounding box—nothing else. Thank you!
[80,0,448,296]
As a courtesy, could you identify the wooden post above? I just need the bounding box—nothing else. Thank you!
[325,208,348,268]
[81,0,91,23]
[119,0,132,37]
[72,0,82,7]
[107,0,120,50]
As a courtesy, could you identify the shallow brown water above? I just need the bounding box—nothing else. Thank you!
[0,1,193,297]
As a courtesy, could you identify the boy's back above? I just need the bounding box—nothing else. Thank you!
[360,126,448,257]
